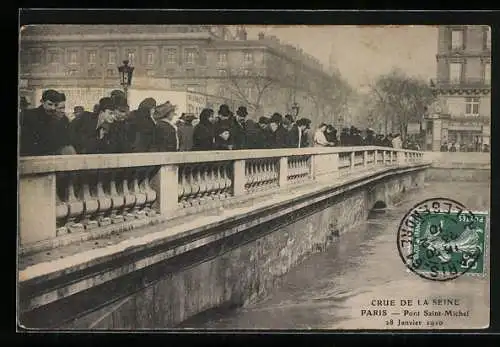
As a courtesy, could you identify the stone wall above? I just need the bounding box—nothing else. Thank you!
[31,169,426,330]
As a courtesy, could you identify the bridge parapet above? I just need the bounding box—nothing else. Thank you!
[19,147,425,255]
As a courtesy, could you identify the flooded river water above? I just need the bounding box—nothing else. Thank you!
[181,181,490,330]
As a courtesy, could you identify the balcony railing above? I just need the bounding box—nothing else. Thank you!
[18,147,425,255]
[432,78,490,89]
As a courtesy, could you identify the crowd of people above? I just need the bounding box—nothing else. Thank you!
[20,89,415,157]
[440,141,489,153]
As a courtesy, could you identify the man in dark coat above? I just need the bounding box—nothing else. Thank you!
[268,113,288,149]
[364,128,376,146]
[130,98,157,152]
[214,104,234,147]
[154,102,179,152]
[192,108,216,151]
[106,95,133,153]
[340,127,350,146]
[85,97,118,154]
[286,118,310,148]
[231,106,249,150]
[178,113,196,151]
[246,116,270,149]
[20,89,75,156]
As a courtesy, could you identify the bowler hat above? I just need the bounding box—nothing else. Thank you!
[218,104,231,117]
[236,106,248,117]
[270,113,283,124]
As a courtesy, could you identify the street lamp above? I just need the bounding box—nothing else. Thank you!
[291,102,300,118]
[117,60,134,102]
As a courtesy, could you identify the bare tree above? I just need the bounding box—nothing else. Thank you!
[307,72,353,124]
[369,69,435,140]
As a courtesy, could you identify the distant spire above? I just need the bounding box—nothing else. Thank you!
[328,44,339,75]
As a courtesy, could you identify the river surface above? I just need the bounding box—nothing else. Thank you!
[181,181,490,330]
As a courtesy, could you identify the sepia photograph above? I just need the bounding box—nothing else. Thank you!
[18,21,491,331]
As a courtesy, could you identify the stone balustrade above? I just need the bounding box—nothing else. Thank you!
[18,147,425,254]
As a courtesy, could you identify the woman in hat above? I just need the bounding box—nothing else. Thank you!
[214,125,233,150]
[153,101,179,152]
[193,108,216,151]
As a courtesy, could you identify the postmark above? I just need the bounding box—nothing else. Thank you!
[397,197,487,282]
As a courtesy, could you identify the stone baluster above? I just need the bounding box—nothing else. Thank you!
[273,159,280,182]
[223,163,233,198]
[108,170,125,224]
[263,160,270,187]
[140,167,157,216]
[188,166,201,206]
[129,169,147,219]
[79,173,99,230]
[178,166,189,208]
[207,167,218,201]
[94,170,112,227]
[255,160,264,190]
[64,173,85,233]
[244,161,253,192]
[202,166,215,202]
[121,172,137,221]
[267,159,274,184]
[55,174,69,236]
[252,161,261,190]
[214,165,225,200]
[196,166,209,206]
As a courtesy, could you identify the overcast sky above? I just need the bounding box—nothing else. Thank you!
[244,25,438,90]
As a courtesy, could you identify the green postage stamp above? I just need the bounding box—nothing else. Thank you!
[397,198,488,281]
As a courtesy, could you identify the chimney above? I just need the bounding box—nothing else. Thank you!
[258,32,265,40]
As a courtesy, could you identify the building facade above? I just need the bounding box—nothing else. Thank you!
[20,25,346,123]
[428,25,491,151]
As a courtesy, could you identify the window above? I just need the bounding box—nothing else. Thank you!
[106,69,116,77]
[68,51,78,65]
[218,86,227,97]
[31,50,42,64]
[87,68,98,77]
[108,51,117,65]
[146,50,155,65]
[217,69,227,77]
[87,50,97,65]
[484,63,491,84]
[486,27,491,49]
[243,52,253,64]
[451,30,464,50]
[184,49,197,64]
[48,51,60,64]
[186,68,195,77]
[449,62,462,82]
[165,48,177,64]
[218,52,227,64]
[465,97,480,116]
[127,51,135,65]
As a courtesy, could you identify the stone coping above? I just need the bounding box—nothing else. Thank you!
[18,163,428,290]
[19,147,421,175]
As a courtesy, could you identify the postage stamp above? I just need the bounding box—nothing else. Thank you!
[397,197,488,282]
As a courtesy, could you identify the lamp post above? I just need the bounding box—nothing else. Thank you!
[291,102,300,119]
[117,60,134,103]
